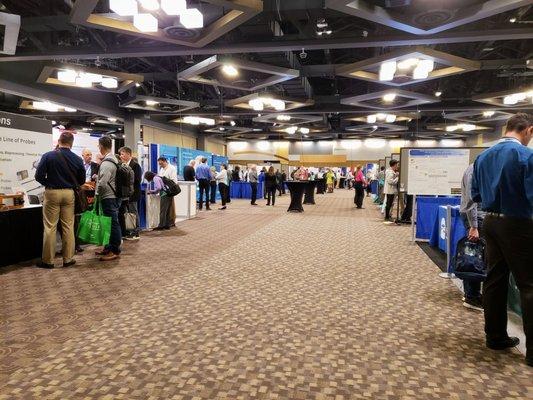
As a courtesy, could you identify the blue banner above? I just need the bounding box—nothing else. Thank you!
[212,155,228,172]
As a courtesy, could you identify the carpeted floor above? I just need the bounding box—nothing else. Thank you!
[1,190,531,399]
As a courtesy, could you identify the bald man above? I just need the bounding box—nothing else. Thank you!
[81,148,99,183]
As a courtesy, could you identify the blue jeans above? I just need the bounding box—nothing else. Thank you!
[460,213,483,300]
[101,198,122,254]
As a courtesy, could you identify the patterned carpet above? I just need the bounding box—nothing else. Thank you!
[1,190,531,399]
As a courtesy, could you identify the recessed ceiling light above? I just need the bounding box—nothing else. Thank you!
[180,8,204,29]
[382,93,397,102]
[379,61,396,81]
[64,107,77,112]
[133,13,159,32]
[146,100,159,106]
[57,69,77,83]
[276,115,291,121]
[230,120,236,126]
[108,117,118,122]
[300,127,310,134]
[510,17,517,23]
[482,111,495,117]
[222,64,239,77]
[101,77,118,89]
[109,0,138,16]
[397,58,419,70]
[435,91,442,97]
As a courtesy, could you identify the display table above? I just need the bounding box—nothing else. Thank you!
[415,196,461,240]
[0,205,43,267]
[229,181,264,199]
[145,182,197,229]
[175,181,198,220]
[303,181,318,205]
[429,205,466,269]
[285,181,307,212]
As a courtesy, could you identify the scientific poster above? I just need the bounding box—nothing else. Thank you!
[0,112,52,198]
[407,149,470,195]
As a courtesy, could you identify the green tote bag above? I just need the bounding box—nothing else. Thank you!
[77,197,112,246]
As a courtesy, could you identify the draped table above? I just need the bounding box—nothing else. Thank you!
[285,181,308,213]
[303,180,318,205]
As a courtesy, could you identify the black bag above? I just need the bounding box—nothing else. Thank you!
[453,237,487,282]
[103,160,134,199]
[56,150,87,214]
[162,176,181,197]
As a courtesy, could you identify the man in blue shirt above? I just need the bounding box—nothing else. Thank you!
[35,131,85,269]
[472,113,533,367]
[195,157,211,210]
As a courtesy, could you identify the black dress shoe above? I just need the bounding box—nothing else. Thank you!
[37,261,54,269]
[153,227,165,231]
[63,259,76,268]
[487,336,520,350]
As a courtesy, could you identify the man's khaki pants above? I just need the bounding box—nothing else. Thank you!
[42,189,75,264]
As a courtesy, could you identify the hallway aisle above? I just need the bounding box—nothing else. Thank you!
[1,190,531,399]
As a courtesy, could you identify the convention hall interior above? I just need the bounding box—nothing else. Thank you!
[0,0,532,398]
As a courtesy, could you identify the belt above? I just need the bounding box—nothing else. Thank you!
[486,212,533,220]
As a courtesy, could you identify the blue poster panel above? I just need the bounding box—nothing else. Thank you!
[212,155,229,171]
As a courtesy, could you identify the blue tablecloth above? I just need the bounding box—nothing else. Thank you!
[429,205,467,270]
[229,181,264,199]
[416,196,461,240]
[370,180,378,195]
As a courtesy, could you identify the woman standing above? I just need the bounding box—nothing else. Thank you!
[354,165,367,209]
[216,164,229,210]
[326,169,335,193]
[209,166,217,205]
[265,166,277,206]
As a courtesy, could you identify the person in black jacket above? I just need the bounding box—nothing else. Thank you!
[265,166,277,206]
[183,160,196,181]
[118,147,143,241]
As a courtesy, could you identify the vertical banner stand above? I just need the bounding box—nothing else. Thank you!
[439,205,455,279]
[411,194,417,242]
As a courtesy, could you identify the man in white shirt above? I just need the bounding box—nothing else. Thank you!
[157,157,178,183]
[383,160,399,221]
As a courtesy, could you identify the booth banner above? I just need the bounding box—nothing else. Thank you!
[407,149,470,195]
[0,112,52,197]
[52,129,104,158]
[212,155,228,171]
[179,148,212,170]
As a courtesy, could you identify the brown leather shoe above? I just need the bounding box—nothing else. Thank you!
[95,248,109,256]
[100,253,120,261]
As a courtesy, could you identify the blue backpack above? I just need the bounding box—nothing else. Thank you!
[453,237,487,282]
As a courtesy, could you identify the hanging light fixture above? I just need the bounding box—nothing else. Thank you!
[133,13,159,32]
[379,61,396,81]
[139,0,160,11]
[110,0,138,16]
[180,8,204,29]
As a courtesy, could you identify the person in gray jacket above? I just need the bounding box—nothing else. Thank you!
[94,136,122,261]
[249,165,258,205]
[459,164,486,311]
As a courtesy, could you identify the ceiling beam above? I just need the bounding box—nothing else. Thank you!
[1,28,532,62]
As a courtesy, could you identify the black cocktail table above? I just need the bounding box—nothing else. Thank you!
[316,178,326,194]
[303,180,318,205]
[285,181,308,212]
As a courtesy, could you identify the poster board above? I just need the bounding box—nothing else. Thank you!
[0,111,52,199]
[52,129,105,158]
[400,147,487,195]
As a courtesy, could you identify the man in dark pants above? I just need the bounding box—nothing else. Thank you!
[183,160,196,181]
[118,147,142,241]
[384,160,399,221]
[195,157,211,210]
[459,164,485,311]
[472,113,533,367]
[249,165,258,205]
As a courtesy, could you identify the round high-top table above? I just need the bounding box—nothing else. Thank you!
[303,180,318,205]
[285,181,308,212]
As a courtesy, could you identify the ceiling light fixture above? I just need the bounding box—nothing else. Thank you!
[180,8,204,29]
[64,107,77,112]
[285,126,298,134]
[222,64,239,77]
[110,0,138,16]
[145,100,159,106]
[139,0,160,11]
[382,93,397,102]
[300,127,310,134]
[379,61,396,81]
[276,115,291,121]
[75,75,93,88]
[435,91,442,97]
[482,111,495,117]
[385,114,396,123]
[57,69,77,83]
[101,77,118,89]
[397,58,419,70]
[108,117,118,122]
[367,115,377,123]
[133,13,159,32]
[183,116,215,125]
[510,17,517,23]
[161,0,186,15]
[230,120,236,126]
